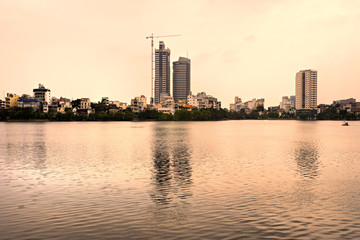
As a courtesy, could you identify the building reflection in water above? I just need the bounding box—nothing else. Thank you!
[294,140,319,179]
[150,123,192,211]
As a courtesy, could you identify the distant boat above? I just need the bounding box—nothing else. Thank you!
[342,121,349,126]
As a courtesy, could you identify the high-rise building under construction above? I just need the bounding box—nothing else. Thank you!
[154,41,171,104]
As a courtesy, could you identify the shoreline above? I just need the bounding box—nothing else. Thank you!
[1,119,357,123]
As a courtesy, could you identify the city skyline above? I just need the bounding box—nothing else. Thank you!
[1,0,360,107]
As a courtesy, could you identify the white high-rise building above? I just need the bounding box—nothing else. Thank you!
[295,70,317,109]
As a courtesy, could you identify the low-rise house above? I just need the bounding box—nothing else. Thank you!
[130,95,147,112]
[33,84,51,112]
[17,98,42,111]
[101,97,109,105]
[230,96,243,112]
[187,92,221,110]
[160,93,174,107]
[0,99,5,109]
[77,98,93,115]
[332,98,356,106]
[230,97,264,111]
[109,101,127,110]
[158,107,175,115]
[50,97,72,113]
[5,93,20,109]
[351,102,360,114]
[280,96,293,112]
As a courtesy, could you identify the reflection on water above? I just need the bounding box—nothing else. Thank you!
[294,141,319,179]
[5,123,47,170]
[1,121,360,239]
[150,124,192,219]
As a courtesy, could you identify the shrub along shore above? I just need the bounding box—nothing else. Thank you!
[0,107,359,121]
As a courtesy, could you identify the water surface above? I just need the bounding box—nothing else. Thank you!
[1,121,360,239]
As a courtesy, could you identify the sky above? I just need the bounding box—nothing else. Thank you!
[1,0,360,108]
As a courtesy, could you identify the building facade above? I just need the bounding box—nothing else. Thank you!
[230,96,243,111]
[187,92,221,110]
[154,41,171,104]
[33,83,51,112]
[33,84,51,105]
[80,98,91,109]
[5,93,20,108]
[280,96,293,112]
[173,57,191,103]
[290,95,296,108]
[295,69,317,109]
[17,98,42,111]
[130,95,147,112]
[0,99,5,109]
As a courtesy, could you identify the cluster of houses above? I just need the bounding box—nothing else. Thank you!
[319,98,360,115]
[3,83,359,117]
[0,84,222,115]
[229,95,360,116]
[229,97,265,113]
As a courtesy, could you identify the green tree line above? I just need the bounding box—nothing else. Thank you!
[1,106,359,121]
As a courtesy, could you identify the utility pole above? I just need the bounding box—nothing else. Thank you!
[146,34,180,104]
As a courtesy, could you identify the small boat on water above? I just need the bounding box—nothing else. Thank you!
[342,121,349,126]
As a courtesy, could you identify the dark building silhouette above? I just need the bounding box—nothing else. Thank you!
[154,41,171,104]
[173,57,191,103]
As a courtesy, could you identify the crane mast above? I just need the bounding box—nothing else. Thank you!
[146,34,180,104]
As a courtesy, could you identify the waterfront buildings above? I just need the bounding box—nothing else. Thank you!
[173,57,191,103]
[159,93,175,106]
[18,98,42,111]
[130,95,147,112]
[229,96,243,111]
[154,41,171,104]
[295,69,317,110]
[332,98,356,106]
[80,98,91,110]
[77,98,93,115]
[49,97,72,113]
[101,97,109,105]
[187,92,221,110]
[351,102,360,114]
[230,97,264,111]
[290,95,296,108]
[0,99,5,109]
[280,96,293,112]
[109,101,127,110]
[33,84,51,112]
[5,93,19,108]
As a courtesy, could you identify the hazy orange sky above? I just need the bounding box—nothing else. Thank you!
[1,0,360,107]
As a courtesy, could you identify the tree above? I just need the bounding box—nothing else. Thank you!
[256,105,264,112]
[71,99,81,108]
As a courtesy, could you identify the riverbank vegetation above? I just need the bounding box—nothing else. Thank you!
[1,107,359,121]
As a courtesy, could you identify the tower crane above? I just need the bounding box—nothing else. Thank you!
[146,34,181,103]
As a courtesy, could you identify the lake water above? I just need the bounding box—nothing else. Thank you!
[1,121,360,239]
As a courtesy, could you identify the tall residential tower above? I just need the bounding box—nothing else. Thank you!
[295,69,317,109]
[173,57,191,103]
[154,41,171,104]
